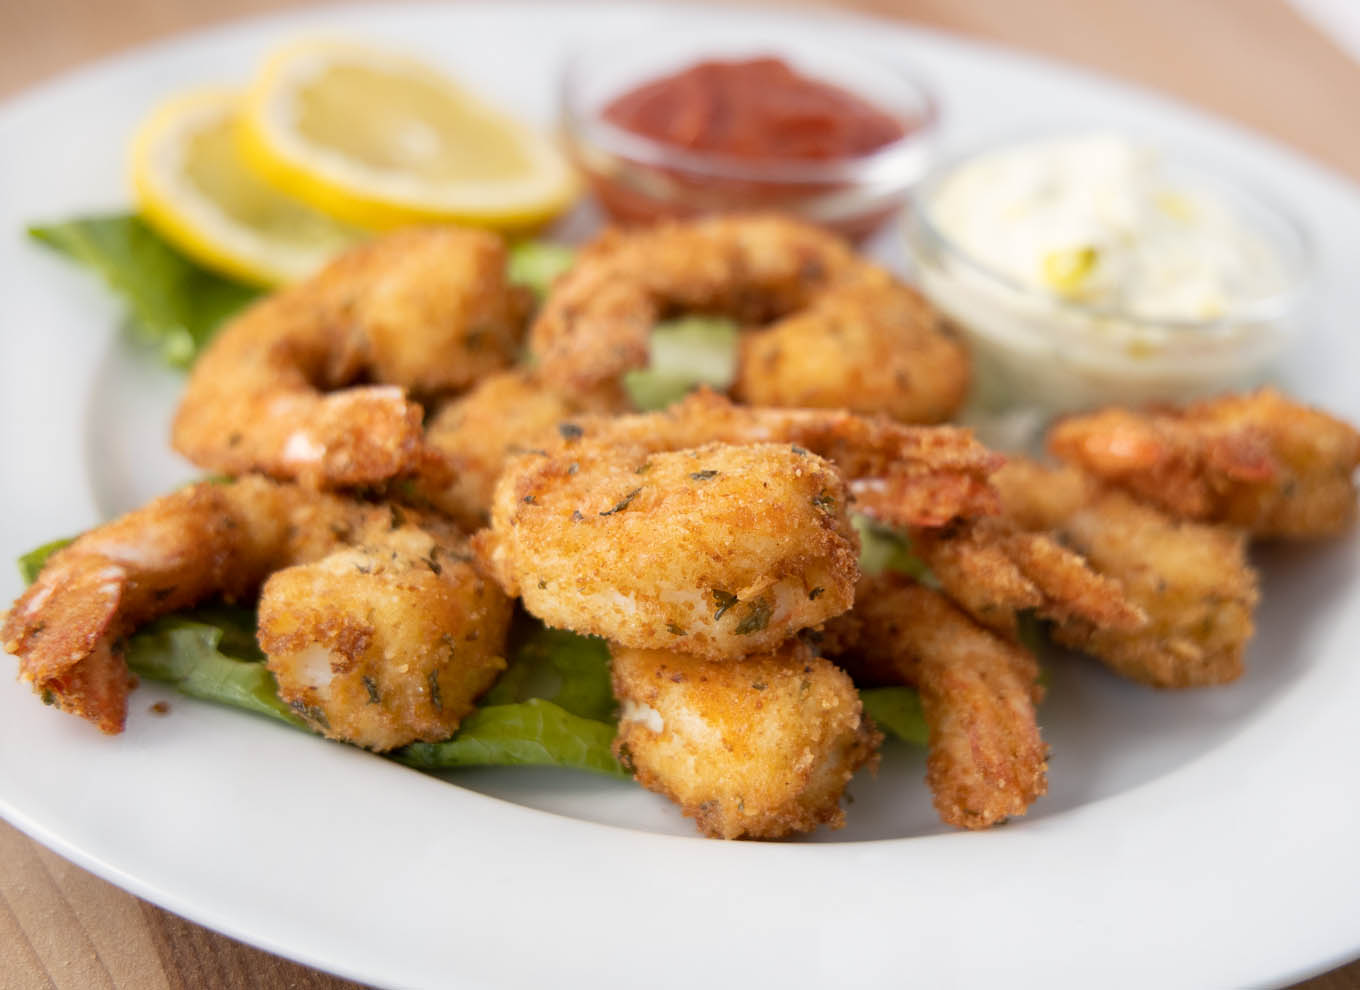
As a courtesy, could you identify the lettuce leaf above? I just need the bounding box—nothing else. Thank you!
[483,622,615,722]
[17,537,73,584]
[507,241,576,299]
[852,514,936,583]
[28,214,259,367]
[124,611,304,728]
[391,698,624,776]
[860,686,928,745]
[624,315,740,411]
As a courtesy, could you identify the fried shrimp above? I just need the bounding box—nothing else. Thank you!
[538,389,1002,528]
[3,477,512,742]
[259,522,512,751]
[911,517,1147,643]
[4,477,328,732]
[611,640,880,839]
[735,280,970,424]
[823,574,1047,830]
[1049,388,1360,539]
[420,369,626,527]
[1054,490,1259,688]
[478,442,861,659]
[991,459,1260,688]
[173,228,527,487]
[529,214,871,393]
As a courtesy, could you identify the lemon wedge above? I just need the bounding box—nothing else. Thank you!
[239,40,578,231]
[131,87,364,286]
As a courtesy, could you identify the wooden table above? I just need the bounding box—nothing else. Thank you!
[1,2,1358,988]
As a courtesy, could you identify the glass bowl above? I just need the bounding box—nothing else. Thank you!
[904,134,1314,416]
[560,33,939,241]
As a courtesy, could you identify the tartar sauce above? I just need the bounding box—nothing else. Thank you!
[908,132,1306,419]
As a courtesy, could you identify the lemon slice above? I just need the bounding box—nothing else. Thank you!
[239,40,579,231]
[131,87,364,286]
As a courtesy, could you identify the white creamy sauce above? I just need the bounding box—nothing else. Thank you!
[914,132,1301,416]
[929,133,1285,321]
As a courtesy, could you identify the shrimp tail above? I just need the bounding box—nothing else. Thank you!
[5,572,127,733]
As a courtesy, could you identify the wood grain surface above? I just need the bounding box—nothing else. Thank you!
[1,1,1358,988]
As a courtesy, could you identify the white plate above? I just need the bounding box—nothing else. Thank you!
[2,4,1359,988]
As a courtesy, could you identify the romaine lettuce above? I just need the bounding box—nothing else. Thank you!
[29,214,259,367]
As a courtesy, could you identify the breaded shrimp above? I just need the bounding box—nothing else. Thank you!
[611,640,880,839]
[823,574,1047,830]
[1054,490,1259,688]
[477,442,861,660]
[3,477,331,731]
[3,478,512,741]
[541,389,1002,529]
[1049,388,1360,539]
[421,369,626,527]
[989,458,1095,532]
[912,517,1147,643]
[735,280,970,424]
[529,214,872,393]
[173,228,527,488]
[259,522,512,751]
[991,459,1260,688]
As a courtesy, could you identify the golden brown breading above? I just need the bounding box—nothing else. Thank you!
[991,458,1261,688]
[260,523,511,751]
[2,477,512,737]
[538,389,1002,529]
[3,477,342,732]
[1053,490,1259,688]
[421,368,627,528]
[173,228,527,488]
[735,280,970,424]
[1049,388,1360,539]
[530,214,869,394]
[610,640,880,839]
[990,458,1095,532]
[912,517,1147,642]
[823,574,1047,830]
[477,442,861,660]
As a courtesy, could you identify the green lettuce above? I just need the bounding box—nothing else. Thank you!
[124,610,304,728]
[396,622,624,775]
[507,240,577,299]
[624,315,740,411]
[852,514,936,583]
[860,686,928,745]
[482,622,615,722]
[16,530,623,773]
[17,537,73,584]
[391,698,624,776]
[29,214,260,367]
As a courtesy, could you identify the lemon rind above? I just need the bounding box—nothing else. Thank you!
[131,86,353,286]
[238,39,579,232]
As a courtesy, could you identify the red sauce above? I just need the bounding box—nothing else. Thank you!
[603,57,908,161]
[583,57,918,239]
